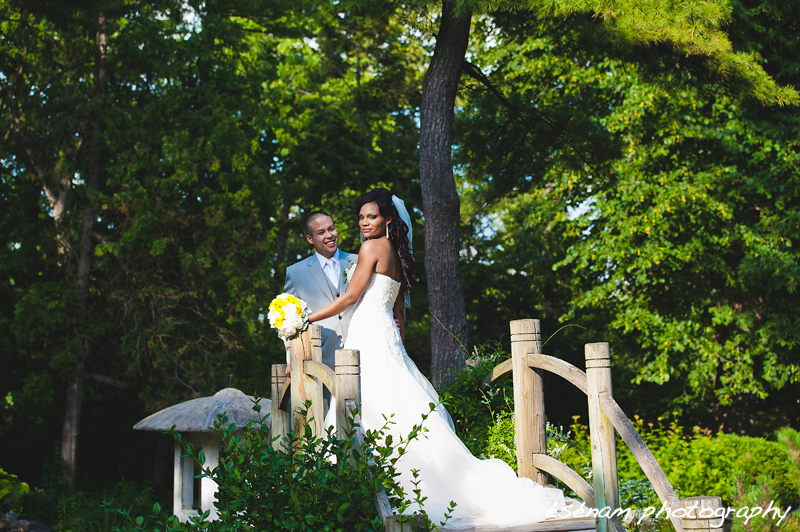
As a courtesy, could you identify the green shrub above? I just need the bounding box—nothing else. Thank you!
[439,342,515,457]
[20,479,169,532]
[443,357,800,532]
[723,428,800,532]
[0,468,29,514]
[610,418,800,508]
[107,400,453,531]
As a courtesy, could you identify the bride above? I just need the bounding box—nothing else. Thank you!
[307,188,565,529]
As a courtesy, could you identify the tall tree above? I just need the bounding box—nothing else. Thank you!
[419,1,473,383]
[379,0,798,385]
[1,0,302,489]
[1,0,428,488]
[456,0,800,432]
[2,0,115,491]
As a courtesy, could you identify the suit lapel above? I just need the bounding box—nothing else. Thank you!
[308,255,336,301]
[338,250,347,294]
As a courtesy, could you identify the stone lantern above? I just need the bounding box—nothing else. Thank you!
[133,388,270,522]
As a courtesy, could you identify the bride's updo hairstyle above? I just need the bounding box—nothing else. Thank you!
[356,188,415,295]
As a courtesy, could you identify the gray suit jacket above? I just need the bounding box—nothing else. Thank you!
[284,249,358,371]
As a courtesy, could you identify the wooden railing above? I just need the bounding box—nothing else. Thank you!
[270,325,424,532]
[480,319,724,532]
[271,319,725,532]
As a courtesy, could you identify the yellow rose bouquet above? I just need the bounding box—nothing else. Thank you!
[268,293,310,341]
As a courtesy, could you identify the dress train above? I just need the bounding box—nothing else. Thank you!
[329,273,565,529]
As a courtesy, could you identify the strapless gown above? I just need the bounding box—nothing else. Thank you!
[338,273,565,529]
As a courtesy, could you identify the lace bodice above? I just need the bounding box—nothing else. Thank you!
[357,273,400,312]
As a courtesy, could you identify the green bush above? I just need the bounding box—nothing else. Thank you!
[443,358,800,532]
[439,342,516,457]
[607,418,800,508]
[20,479,169,532]
[107,400,453,531]
[0,468,29,514]
[722,428,800,532]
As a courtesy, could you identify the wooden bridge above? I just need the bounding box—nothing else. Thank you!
[271,319,725,532]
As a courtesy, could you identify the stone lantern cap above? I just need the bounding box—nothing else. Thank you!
[133,388,270,433]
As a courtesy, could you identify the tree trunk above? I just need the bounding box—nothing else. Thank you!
[61,12,107,492]
[419,2,472,386]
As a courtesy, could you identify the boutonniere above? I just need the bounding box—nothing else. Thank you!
[343,261,356,284]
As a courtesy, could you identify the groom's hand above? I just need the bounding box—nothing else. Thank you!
[285,365,291,378]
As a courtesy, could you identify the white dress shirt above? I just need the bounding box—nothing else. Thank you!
[316,252,340,287]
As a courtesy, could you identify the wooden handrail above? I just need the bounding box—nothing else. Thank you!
[482,354,587,395]
[531,454,596,508]
[279,379,290,410]
[304,360,336,395]
[528,354,588,395]
[599,391,683,532]
[477,322,688,532]
[481,358,513,388]
[276,318,696,532]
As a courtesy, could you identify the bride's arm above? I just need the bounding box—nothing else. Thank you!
[307,242,380,323]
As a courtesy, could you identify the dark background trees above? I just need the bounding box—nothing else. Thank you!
[0,0,798,501]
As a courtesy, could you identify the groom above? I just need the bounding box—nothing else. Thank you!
[284,211,358,378]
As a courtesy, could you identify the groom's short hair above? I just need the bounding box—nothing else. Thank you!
[303,211,333,235]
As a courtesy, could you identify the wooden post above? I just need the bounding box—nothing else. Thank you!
[270,364,289,449]
[510,319,547,484]
[384,516,427,531]
[585,342,619,532]
[682,496,724,532]
[335,349,361,441]
[289,330,312,433]
[304,325,324,437]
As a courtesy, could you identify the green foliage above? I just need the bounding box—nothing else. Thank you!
[0,0,425,488]
[438,343,514,456]
[723,428,800,532]
[555,417,800,510]
[0,468,29,513]
[458,0,800,430]
[108,402,452,531]
[778,427,800,487]
[17,479,168,532]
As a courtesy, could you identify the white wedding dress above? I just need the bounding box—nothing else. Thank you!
[338,273,566,529]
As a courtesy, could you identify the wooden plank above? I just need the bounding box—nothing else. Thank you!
[682,496,724,532]
[598,392,682,532]
[270,364,289,449]
[374,488,393,521]
[531,454,596,508]
[585,343,619,532]
[303,360,336,396]
[443,519,597,532]
[335,349,361,443]
[289,332,308,433]
[279,379,290,410]
[527,354,588,396]
[304,325,324,438]
[511,319,546,484]
[480,358,513,389]
[385,515,427,531]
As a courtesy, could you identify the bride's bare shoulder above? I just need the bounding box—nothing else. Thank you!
[359,237,393,256]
